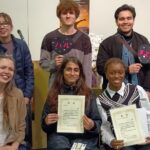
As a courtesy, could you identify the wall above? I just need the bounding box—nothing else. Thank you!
[90,0,150,41]
[1,0,150,60]
[1,0,150,149]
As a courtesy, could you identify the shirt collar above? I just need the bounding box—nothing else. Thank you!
[106,82,125,98]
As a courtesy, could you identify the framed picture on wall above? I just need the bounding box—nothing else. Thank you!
[74,0,89,33]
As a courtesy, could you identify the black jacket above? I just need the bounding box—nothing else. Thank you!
[96,31,150,91]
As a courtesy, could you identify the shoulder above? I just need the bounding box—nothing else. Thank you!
[10,87,24,98]
[73,30,91,44]
[103,34,117,42]
[133,31,149,42]
[12,35,26,46]
[43,29,59,40]
[100,34,118,46]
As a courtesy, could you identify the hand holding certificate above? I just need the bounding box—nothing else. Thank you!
[110,105,145,146]
[57,95,85,133]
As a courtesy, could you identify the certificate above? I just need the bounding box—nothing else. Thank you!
[110,105,145,146]
[57,95,85,133]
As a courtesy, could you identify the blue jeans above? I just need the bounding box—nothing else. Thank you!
[47,133,99,150]
[25,104,32,150]
[121,144,150,150]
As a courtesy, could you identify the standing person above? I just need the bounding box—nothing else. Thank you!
[96,4,150,98]
[40,0,92,88]
[97,58,150,150]
[41,57,101,150]
[0,55,26,150]
[0,13,34,149]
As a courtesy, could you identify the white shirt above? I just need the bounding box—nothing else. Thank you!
[0,96,9,146]
[96,82,150,147]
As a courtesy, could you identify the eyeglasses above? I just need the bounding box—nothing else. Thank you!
[0,22,9,27]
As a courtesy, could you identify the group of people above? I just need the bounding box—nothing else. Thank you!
[0,10,33,150]
[0,0,150,150]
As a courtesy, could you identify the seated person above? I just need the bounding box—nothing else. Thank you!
[41,57,101,150]
[96,58,150,150]
[0,55,26,150]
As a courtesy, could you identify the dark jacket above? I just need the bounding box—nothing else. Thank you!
[41,84,101,149]
[0,35,34,99]
[96,31,150,91]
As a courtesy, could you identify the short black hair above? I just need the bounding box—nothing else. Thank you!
[104,58,126,73]
[114,4,136,20]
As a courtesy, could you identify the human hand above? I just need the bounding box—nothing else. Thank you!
[110,139,124,150]
[55,55,64,66]
[138,137,150,145]
[146,92,150,101]
[24,97,30,105]
[45,113,58,125]
[83,115,94,130]
[0,143,19,150]
[129,63,142,74]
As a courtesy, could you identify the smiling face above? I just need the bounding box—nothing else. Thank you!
[0,58,14,85]
[116,10,134,35]
[106,63,125,91]
[63,61,80,86]
[60,9,77,27]
[0,16,12,42]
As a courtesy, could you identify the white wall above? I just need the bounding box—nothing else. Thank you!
[1,0,150,60]
[0,0,28,41]
[90,0,150,41]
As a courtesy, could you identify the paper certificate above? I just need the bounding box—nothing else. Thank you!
[110,105,145,146]
[57,95,85,133]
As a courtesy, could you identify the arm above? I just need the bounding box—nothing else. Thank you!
[82,35,92,87]
[96,98,115,146]
[84,94,101,134]
[23,41,34,100]
[96,42,110,77]
[137,85,150,110]
[41,101,57,133]
[39,35,58,72]
[15,90,27,144]
[142,64,150,92]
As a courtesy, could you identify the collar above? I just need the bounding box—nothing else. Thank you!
[106,82,125,98]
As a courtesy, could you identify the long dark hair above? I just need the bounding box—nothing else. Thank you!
[47,57,91,113]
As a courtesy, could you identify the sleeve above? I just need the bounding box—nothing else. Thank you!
[82,35,92,88]
[143,64,150,91]
[23,41,34,99]
[85,94,101,135]
[96,98,115,147]
[41,101,57,133]
[96,41,110,77]
[137,85,150,111]
[16,90,27,143]
[39,34,57,73]
[96,41,111,89]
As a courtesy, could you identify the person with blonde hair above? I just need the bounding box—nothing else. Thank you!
[0,55,26,150]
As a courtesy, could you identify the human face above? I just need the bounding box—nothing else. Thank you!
[63,61,80,86]
[0,16,12,41]
[0,58,14,85]
[60,10,77,27]
[106,63,125,91]
[116,10,134,35]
